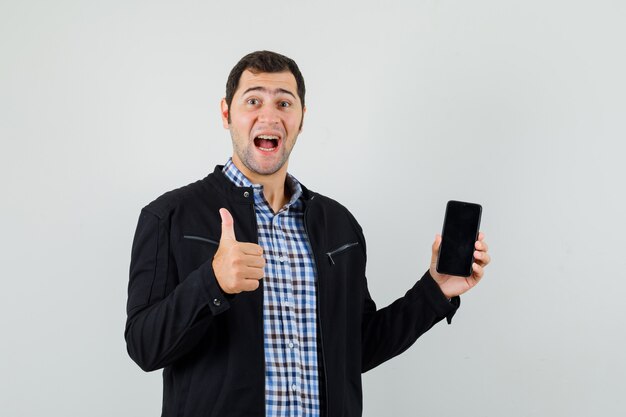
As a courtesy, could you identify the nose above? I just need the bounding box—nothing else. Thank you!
[257,104,280,125]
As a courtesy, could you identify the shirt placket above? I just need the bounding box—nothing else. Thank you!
[272,210,303,416]
[253,191,285,414]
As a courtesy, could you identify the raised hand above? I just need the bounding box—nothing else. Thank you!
[212,208,265,294]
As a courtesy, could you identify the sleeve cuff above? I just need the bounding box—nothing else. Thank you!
[197,260,232,315]
[420,271,461,324]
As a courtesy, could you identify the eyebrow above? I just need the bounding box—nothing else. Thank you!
[241,86,296,99]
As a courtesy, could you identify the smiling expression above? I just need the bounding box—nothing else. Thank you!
[221,70,305,179]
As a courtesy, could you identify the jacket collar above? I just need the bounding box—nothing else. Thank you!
[208,165,315,203]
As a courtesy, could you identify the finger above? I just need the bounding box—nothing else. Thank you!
[478,232,485,241]
[431,234,442,264]
[240,279,261,292]
[242,253,266,268]
[239,242,264,256]
[219,208,237,242]
[473,250,491,266]
[245,267,265,281]
[232,264,264,280]
[242,266,265,280]
[472,262,484,280]
[475,239,489,252]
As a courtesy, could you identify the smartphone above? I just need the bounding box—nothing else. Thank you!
[436,200,482,277]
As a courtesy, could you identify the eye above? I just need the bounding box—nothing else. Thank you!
[246,98,259,105]
[279,101,291,108]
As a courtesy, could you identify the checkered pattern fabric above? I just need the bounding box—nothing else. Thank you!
[223,159,320,417]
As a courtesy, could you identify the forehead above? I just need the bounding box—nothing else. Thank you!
[235,70,299,97]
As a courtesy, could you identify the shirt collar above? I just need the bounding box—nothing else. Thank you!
[222,158,303,210]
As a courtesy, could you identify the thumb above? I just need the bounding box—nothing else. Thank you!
[219,208,237,242]
[431,234,442,265]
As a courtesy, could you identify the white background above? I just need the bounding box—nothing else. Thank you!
[1,0,625,416]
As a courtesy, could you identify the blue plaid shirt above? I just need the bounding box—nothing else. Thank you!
[223,159,320,417]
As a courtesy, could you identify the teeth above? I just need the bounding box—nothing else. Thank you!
[258,146,276,151]
[257,135,279,140]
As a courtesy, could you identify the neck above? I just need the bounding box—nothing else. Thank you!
[231,156,291,214]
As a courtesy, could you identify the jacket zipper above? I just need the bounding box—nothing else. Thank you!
[182,235,219,245]
[326,241,359,265]
[248,201,267,417]
[304,199,330,417]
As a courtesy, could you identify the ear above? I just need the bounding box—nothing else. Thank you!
[220,98,230,129]
[299,105,306,132]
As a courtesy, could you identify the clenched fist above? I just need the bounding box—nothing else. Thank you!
[212,208,265,294]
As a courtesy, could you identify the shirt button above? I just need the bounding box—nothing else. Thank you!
[243,191,250,198]
[288,341,294,349]
[292,384,298,392]
[279,256,286,263]
[213,298,221,307]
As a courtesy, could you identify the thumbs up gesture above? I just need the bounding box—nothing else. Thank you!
[212,208,265,294]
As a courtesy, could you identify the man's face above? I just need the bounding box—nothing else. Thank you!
[221,70,305,178]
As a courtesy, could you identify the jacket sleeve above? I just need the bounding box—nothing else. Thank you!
[360,271,460,372]
[124,209,230,372]
[340,208,460,372]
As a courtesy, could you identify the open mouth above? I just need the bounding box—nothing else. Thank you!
[253,135,280,152]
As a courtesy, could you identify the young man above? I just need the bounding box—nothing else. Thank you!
[125,50,491,417]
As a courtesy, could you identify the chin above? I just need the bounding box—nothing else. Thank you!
[245,159,286,176]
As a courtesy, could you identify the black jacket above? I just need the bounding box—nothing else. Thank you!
[125,166,459,417]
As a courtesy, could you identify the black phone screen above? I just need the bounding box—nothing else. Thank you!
[436,200,482,277]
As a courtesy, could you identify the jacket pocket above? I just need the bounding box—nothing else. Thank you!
[183,235,219,246]
[326,241,359,265]
[179,235,220,280]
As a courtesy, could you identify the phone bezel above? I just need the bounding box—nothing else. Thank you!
[436,200,482,277]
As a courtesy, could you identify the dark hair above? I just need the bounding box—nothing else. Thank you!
[225,50,306,116]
